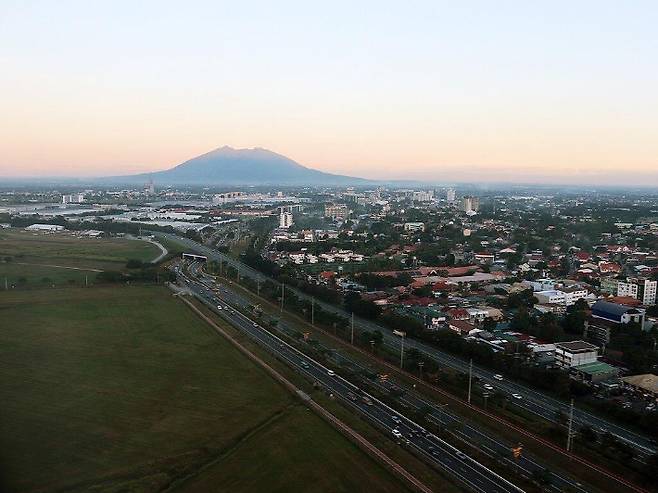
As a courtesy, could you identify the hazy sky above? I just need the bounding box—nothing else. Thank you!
[1,1,657,185]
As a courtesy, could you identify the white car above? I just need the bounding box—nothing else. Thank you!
[493,374,504,381]
[216,305,223,310]
[327,370,336,376]
[392,429,402,438]
[511,393,523,400]
[483,383,494,391]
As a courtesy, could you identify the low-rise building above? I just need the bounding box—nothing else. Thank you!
[617,278,657,306]
[448,320,477,336]
[25,223,65,232]
[621,374,658,399]
[554,340,599,368]
[403,222,425,232]
[591,300,645,326]
[570,361,619,383]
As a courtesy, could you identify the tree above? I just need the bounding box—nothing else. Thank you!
[511,307,531,332]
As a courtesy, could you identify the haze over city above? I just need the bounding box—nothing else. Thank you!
[1,1,657,185]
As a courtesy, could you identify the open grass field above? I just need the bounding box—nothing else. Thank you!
[0,286,409,493]
[0,229,161,288]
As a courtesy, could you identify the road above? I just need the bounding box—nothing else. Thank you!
[177,260,525,493]
[155,232,657,458]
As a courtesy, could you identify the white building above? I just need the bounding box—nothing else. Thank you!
[558,286,589,306]
[403,222,425,232]
[535,286,588,306]
[555,341,599,369]
[25,223,65,231]
[535,290,566,305]
[279,212,294,229]
[618,278,657,306]
[462,196,480,213]
[446,188,456,203]
[62,193,85,204]
[411,190,434,202]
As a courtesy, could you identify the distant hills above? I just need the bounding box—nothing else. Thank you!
[104,146,371,186]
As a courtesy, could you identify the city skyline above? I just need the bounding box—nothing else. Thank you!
[1,1,657,186]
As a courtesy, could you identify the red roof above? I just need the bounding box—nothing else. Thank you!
[447,308,469,320]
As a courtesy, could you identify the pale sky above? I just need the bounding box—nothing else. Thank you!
[1,1,657,185]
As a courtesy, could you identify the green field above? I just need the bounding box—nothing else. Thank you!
[0,229,162,288]
[0,286,409,493]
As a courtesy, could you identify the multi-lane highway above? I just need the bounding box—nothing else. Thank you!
[185,261,597,493]
[157,232,657,457]
[176,260,525,493]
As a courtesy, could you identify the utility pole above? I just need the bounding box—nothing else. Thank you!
[566,399,575,452]
[467,359,473,404]
[348,314,354,346]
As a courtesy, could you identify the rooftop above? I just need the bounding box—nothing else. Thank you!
[621,374,658,393]
[555,340,598,352]
[572,361,618,376]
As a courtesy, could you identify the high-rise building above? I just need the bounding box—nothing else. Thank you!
[617,278,657,306]
[411,190,434,202]
[462,196,480,213]
[446,188,456,202]
[279,212,294,229]
[324,203,349,221]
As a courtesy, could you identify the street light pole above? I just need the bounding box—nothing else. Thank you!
[311,298,315,326]
[350,312,355,345]
[566,398,575,452]
[418,361,424,380]
[467,359,473,404]
[400,333,405,369]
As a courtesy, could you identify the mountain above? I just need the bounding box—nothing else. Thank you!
[104,146,370,185]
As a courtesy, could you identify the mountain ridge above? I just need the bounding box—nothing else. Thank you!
[103,146,371,185]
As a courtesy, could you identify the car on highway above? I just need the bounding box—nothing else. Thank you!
[455,451,468,460]
[362,396,373,406]
[483,383,494,391]
[253,322,258,327]
[493,374,504,381]
[327,370,336,376]
[511,393,523,400]
[216,305,223,310]
[391,415,401,424]
[300,361,309,369]
[392,429,402,439]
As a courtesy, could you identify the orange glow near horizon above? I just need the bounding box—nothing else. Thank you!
[1,1,657,186]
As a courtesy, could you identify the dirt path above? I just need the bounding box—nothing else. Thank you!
[14,262,103,272]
